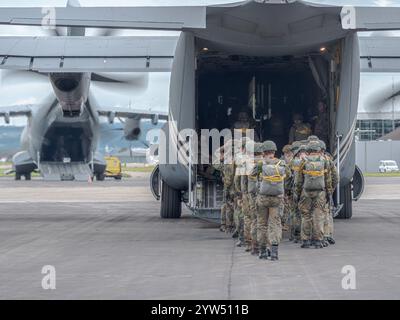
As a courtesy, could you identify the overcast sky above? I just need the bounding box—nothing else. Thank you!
[0,0,400,125]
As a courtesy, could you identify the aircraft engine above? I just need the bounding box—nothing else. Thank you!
[123,118,142,141]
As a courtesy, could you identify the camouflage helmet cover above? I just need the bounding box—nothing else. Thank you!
[262,140,278,152]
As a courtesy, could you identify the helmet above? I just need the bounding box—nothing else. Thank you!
[290,141,301,152]
[319,140,327,151]
[282,144,292,154]
[307,135,319,142]
[254,143,264,154]
[262,140,277,152]
[307,141,322,152]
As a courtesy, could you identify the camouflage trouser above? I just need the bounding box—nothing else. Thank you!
[290,198,301,241]
[234,195,244,239]
[298,191,327,241]
[282,194,292,231]
[242,193,252,245]
[323,203,334,238]
[248,193,258,243]
[221,190,234,229]
[256,195,283,248]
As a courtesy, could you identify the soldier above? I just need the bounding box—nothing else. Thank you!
[289,113,312,144]
[295,141,332,249]
[281,144,294,232]
[312,101,329,145]
[288,142,308,243]
[246,142,264,255]
[214,140,236,233]
[251,141,291,261]
[233,138,248,246]
[319,140,339,246]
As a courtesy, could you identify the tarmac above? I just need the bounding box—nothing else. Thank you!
[0,174,399,300]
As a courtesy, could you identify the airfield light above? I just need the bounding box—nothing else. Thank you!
[202,47,209,52]
[320,47,327,53]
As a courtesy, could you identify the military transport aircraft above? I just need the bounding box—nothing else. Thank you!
[0,0,400,218]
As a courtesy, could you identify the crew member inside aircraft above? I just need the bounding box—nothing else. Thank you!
[232,110,260,142]
[288,113,312,144]
[312,101,329,147]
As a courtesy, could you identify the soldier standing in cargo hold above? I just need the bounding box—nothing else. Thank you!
[289,113,312,144]
[251,141,291,261]
[295,141,333,249]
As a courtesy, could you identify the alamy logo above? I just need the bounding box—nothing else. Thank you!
[341,265,356,290]
[341,6,356,30]
[41,265,56,290]
[41,7,56,30]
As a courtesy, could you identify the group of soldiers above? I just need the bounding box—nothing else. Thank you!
[214,135,338,261]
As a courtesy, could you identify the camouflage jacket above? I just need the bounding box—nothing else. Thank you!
[295,155,334,197]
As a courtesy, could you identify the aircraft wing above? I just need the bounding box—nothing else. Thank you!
[0,6,206,30]
[359,36,400,72]
[97,107,168,121]
[0,105,32,123]
[0,36,178,72]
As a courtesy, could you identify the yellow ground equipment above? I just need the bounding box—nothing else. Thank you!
[104,156,122,180]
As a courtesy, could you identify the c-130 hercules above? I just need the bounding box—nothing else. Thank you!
[0,0,399,218]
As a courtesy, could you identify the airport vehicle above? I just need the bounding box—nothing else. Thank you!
[379,160,400,173]
[1,1,400,218]
[104,156,122,180]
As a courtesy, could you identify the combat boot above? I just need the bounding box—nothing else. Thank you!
[236,237,244,247]
[245,241,252,252]
[232,230,239,239]
[301,240,311,248]
[314,240,324,249]
[326,237,336,245]
[259,247,268,260]
[219,225,226,233]
[251,241,259,256]
[271,245,279,261]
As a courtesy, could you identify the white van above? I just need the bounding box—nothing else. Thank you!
[379,160,400,173]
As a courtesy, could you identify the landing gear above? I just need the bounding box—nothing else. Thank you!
[336,183,353,219]
[15,172,31,180]
[96,173,105,181]
[160,181,182,219]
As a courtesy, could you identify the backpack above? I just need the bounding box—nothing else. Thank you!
[303,155,326,191]
[259,159,286,196]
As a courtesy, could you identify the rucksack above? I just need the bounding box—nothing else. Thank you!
[303,155,326,191]
[259,159,286,196]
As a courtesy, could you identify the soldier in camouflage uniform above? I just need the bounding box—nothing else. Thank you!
[214,140,236,233]
[233,138,248,246]
[288,142,308,242]
[289,113,312,143]
[319,140,339,246]
[281,144,294,233]
[245,142,264,255]
[251,141,291,261]
[295,141,333,249]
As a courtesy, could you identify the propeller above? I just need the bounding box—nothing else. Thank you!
[364,81,400,111]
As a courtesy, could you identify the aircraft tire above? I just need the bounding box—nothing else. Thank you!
[96,173,105,181]
[24,173,31,181]
[15,173,21,181]
[160,181,181,219]
[336,183,353,219]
